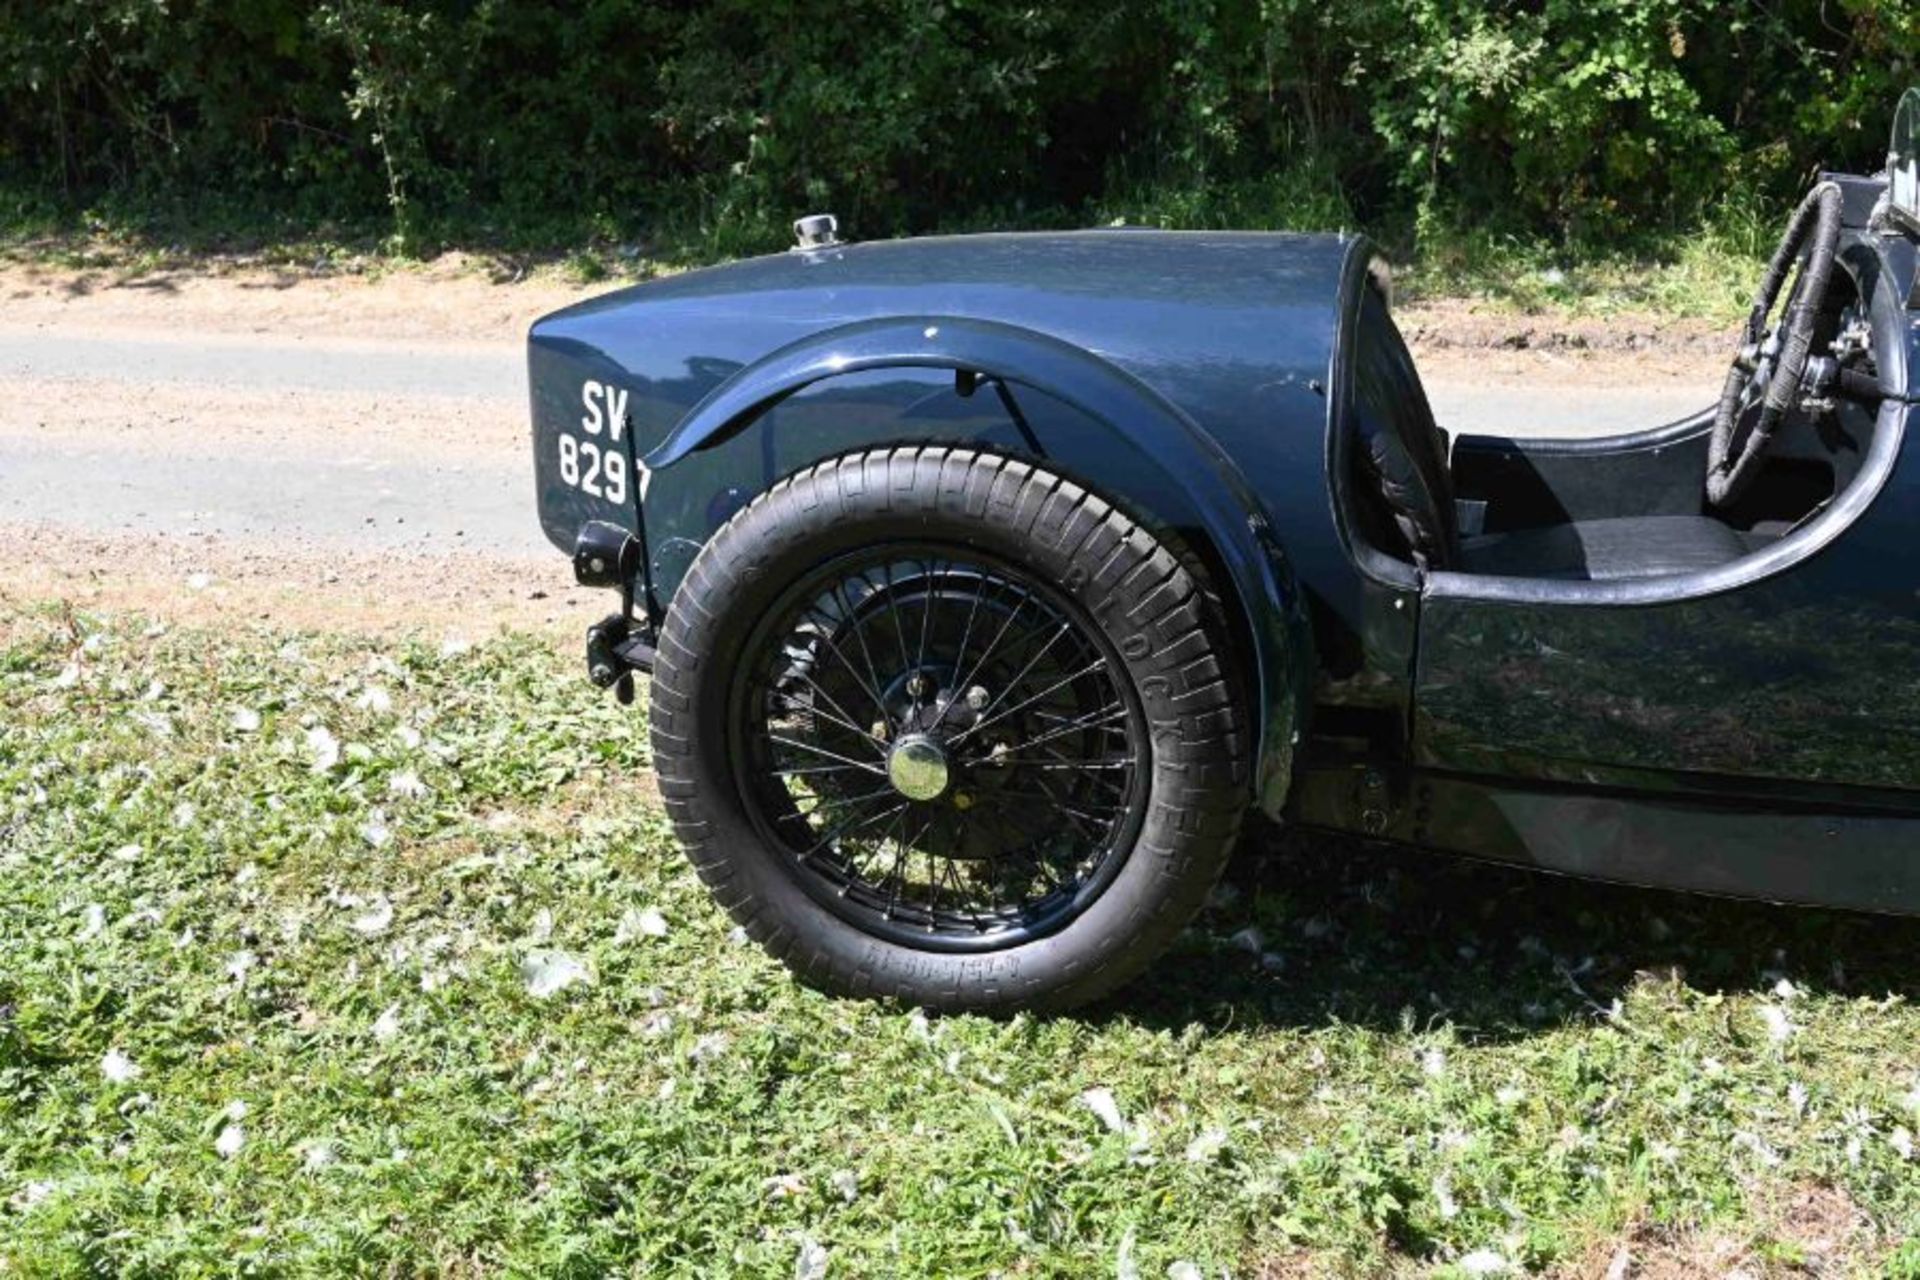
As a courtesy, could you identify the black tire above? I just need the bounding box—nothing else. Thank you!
[649,446,1250,1012]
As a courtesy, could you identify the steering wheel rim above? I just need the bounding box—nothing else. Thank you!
[1706,181,1844,508]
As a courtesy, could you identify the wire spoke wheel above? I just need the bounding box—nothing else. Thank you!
[730,544,1149,951]
[653,448,1250,1010]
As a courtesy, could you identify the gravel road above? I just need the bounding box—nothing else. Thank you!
[0,262,1727,631]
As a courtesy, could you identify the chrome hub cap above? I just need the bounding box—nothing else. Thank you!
[887,734,951,801]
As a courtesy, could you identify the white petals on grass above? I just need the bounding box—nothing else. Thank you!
[829,1169,859,1202]
[1116,1227,1140,1280]
[372,1004,403,1044]
[101,1048,140,1083]
[186,571,214,591]
[793,1235,829,1280]
[529,908,556,944]
[13,1180,56,1211]
[689,1032,730,1064]
[52,661,82,690]
[224,950,257,982]
[1760,1003,1795,1044]
[351,895,394,936]
[1421,1047,1447,1078]
[1432,1173,1460,1220]
[231,706,262,733]
[215,1105,247,1159]
[1183,1127,1229,1163]
[1892,1127,1915,1160]
[1788,1081,1809,1116]
[300,1140,337,1172]
[1459,1249,1510,1275]
[356,685,393,714]
[78,903,107,942]
[109,842,142,863]
[520,950,593,999]
[615,906,669,943]
[1732,1130,1782,1167]
[1079,1086,1128,1134]
[762,1173,806,1200]
[1168,1263,1203,1280]
[306,725,341,773]
[387,770,428,799]
[360,812,392,850]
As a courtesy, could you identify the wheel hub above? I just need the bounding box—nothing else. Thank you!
[886,733,951,801]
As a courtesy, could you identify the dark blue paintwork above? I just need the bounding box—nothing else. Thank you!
[531,230,1388,813]
[529,204,1920,914]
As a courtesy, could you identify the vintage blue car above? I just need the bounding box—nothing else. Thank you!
[526,94,1920,1012]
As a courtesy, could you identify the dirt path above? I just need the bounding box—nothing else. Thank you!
[0,259,1734,635]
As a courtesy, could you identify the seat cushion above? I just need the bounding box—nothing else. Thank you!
[1457,515,1747,582]
[1351,288,1457,569]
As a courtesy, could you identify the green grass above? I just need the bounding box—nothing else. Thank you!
[4,609,1918,1275]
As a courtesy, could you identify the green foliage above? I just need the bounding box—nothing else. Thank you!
[0,2,1915,258]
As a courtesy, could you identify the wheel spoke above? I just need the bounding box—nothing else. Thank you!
[802,602,894,729]
[936,569,994,713]
[804,799,910,861]
[773,761,876,778]
[877,561,913,676]
[769,690,885,749]
[985,702,1129,758]
[991,786,1123,832]
[948,658,1113,745]
[914,558,939,675]
[778,663,887,748]
[766,733,889,776]
[928,588,1032,732]
[793,783,899,815]
[980,802,1065,890]
[992,755,1134,771]
[739,543,1147,944]
[965,620,1073,730]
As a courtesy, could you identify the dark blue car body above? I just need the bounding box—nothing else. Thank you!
[529,189,1920,916]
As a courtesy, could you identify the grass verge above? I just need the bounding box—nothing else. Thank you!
[3,609,1917,1275]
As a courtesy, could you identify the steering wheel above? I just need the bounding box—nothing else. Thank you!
[1706,182,1844,507]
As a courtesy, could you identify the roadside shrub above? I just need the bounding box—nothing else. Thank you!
[0,1,1913,257]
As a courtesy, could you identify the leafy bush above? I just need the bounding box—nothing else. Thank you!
[0,1,1914,257]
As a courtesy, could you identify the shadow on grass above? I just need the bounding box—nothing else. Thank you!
[1114,819,1920,1039]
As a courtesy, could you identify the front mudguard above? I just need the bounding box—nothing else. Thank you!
[641,316,1313,815]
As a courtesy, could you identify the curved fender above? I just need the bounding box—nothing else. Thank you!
[644,315,1309,814]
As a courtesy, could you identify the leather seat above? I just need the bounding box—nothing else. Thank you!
[1350,289,1744,583]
